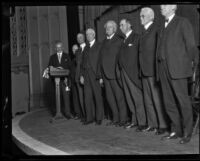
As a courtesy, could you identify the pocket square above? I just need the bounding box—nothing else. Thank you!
[128,43,133,46]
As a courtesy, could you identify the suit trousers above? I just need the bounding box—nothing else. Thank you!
[71,81,82,117]
[84,69,104,122]
[103,75,128,123]
[121,68,146,126]
[142,76,168,129]
[158,60,193,137]
[60,81,72,116]
[76,82,85,118]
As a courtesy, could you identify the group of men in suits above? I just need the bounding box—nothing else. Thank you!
[43,5,199,144]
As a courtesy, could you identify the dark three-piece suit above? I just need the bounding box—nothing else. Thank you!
[81,41,104,122]
[156,15,199,137]
[139,23,168,129]
[97,34,128,124]
[117,31,147,126]
[48,52,72,117]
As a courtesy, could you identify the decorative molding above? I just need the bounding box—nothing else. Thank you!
[10,13,17,56]
[10,7,28,58]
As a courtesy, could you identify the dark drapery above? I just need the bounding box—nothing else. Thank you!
[66,5,80,57]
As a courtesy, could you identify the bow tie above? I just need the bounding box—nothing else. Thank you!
[165,19,169,23]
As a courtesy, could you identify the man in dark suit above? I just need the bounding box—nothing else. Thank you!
[157,5,199,144]
[75,33,87,122]
[139,7,169,134]
[80,28,104,125]
[70,44,82,120]
[97,20,128,127]
[43,41,73,119]
[117,19,147,131]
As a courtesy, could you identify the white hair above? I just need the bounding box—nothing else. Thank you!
[141,7,155,20]
[104,20,117,32]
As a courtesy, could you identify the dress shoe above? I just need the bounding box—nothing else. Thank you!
[142,126,156,132]
[83,121,94,125]
[106,121,114,126]
[179,135,192,144]
[95,120,102,125]
[124,123,137,129]
[106,121,118,126]
[135,125,147,132]
[65,114,74,119]
[118,122,128,127]
[81,118,86,122]
[74,116,80,120]
[155,128,167,135]
[161,132,178,140]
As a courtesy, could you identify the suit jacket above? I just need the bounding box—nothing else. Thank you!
[97,34,123,79]
[48,52,72,79]
[139,23,159,77]
[81,41,102,77]
[117,31,142,89]
[75,47,86,82]
[156,15,199,80]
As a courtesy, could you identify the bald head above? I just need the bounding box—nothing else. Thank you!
[140,7,154,26]
[86,28,96,42]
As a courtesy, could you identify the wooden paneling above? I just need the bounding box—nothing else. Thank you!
[26,6,68,110]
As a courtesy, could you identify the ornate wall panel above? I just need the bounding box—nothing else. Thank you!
[10,6,30,116]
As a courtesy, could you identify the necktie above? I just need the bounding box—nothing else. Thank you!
[58,53,61,63]
[165,19,169,28]
[124,37,127,43]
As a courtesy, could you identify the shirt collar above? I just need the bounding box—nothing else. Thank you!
[89,39,95,47]
[144,21,153,30]
[80,43,86,49]
[107,33,115,40]
[57,51,63,55]
[166,13,175,23]
[125,30,132,39]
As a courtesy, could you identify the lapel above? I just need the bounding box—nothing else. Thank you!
[159,15,178,40]
[142,23,154,37]
[124,31,135,48]
[165,15,177,30]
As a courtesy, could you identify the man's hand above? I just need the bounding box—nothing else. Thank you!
[64,78,68,85]
[80,76,84,84]
[99,78,103,84]
[43,68,49,79]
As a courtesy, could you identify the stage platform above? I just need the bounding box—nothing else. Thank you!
[12,108,199,155]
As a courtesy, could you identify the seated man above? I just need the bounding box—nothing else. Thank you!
[43,41,73,119]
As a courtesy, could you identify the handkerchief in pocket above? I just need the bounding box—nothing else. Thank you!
[128,43,133,46]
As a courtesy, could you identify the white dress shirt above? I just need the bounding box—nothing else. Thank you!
[89,39,95,47]
[57,51,62,63]
[80,43,86,52]
[144,21,153,30]
[165,13,175,28]
[107,33,115,40]
[125,30,133,39]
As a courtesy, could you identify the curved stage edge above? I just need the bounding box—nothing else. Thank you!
[12,109,69,155]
